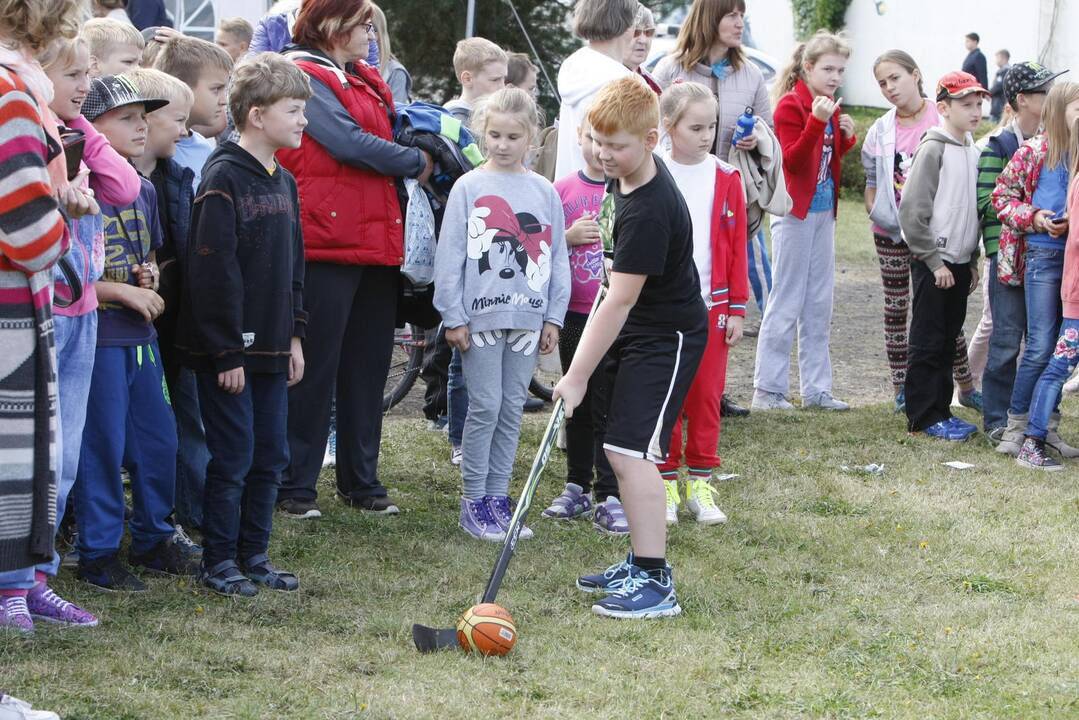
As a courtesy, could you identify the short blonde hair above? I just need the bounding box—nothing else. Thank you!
[123,67,194,109]
[453,37,507,79]
[153,35,234,89]
[81,17,146,60]
[471,86,544,152]
[587,75,658,137]
[572,0,637,42]
[0,0,81,52]
[38,35,88,72]
[659,81,716,128]
[217,17,254,45]
[230,53,313,132]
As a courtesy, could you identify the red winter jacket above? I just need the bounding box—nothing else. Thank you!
[277,53,404,266]
[706,161,749,326]
[774,79,857,219]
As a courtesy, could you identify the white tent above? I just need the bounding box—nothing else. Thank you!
[749,0,1077,109]
[166,0,269,39]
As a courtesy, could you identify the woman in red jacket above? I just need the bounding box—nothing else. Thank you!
[752,30,856,412]
[276,0,432,519]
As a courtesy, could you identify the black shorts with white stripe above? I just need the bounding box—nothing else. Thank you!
[600,327,707,463]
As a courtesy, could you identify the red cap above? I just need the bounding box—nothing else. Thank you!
[935,71,990,100]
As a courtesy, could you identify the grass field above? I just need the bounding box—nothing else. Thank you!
[5,202,1079,719]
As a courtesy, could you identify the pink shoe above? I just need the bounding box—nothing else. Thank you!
[0,595,34,634]
[27,583,99,627]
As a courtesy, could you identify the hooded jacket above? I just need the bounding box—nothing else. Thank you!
[1063,179,1079,319]
[554,47,632,179]
[899,127,982,270]
[177,142,307,374]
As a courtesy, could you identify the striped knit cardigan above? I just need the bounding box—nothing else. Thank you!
[0,63,68,573]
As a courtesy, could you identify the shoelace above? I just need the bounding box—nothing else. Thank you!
[609,572,651,598]
[664,481,680,508]
[34,586,72,612]
[487,497,512,524]
[328,430,337,455]
[1,596,30,620]
[689,479,720,510]
[470,499,499,528]
[173,525,199,551]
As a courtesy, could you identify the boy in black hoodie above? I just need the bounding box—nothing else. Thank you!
[177,53,311,597]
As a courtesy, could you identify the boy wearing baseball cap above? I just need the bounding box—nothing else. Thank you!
[979,61,1068,444]
[899,71,989,441]
[74,76,198,591]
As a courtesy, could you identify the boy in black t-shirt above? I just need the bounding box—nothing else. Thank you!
[554,75,707,619]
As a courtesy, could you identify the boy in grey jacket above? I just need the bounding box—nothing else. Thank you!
[899,71,988,439]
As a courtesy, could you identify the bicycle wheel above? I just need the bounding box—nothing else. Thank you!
[383,324,425,412]
[528,350,561,402]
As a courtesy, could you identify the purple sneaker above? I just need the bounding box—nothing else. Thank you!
[0,595,34,634]
[27,583,99,627]
[459,497,505,542]
[541,483,594,520]
[485,495,533,540]
[592,496,630,536]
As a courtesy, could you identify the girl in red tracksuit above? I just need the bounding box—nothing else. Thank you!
[657,82,748,526]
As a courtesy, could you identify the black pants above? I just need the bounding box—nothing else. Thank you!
[420,326,451,421]
[280,263,399,502]
[905,259,972,431]
[559,311,617,500]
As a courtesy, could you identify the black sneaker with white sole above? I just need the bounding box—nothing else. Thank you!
[129,538,200,577]
[336,492,400,514]
[78,554,147,592]
[277,498,322,519]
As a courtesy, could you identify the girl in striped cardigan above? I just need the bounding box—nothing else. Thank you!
[0,0,94,635]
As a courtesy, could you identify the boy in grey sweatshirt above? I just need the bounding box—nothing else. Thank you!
[434,166,570,541]
[899,71,987,438]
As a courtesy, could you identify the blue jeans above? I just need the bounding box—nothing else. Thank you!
[747,229,773,312]
[982,254,1026,430]
[1027,319,1079,439]
[197,372,289,568]
[173,367,209,529]
[75,343,177,560]
[1009,247,1064,415]
[0,313,98,589]
[447,347,469,448]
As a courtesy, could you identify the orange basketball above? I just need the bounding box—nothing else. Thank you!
[456,603,517,656]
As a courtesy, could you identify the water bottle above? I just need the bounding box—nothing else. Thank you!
[731,107,756,147]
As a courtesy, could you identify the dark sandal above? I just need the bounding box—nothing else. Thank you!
[200,560,259,597]
[241,554,299,592]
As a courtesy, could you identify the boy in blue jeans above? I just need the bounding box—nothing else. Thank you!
[177,53,310,596]
[76,76,196,591]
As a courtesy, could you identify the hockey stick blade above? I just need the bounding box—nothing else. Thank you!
[412,623,459,653]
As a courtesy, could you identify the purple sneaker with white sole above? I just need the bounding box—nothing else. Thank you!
[0,595,34,634]
[459,497,505,542]
[592,496,629,536]
[541,483,594,520]
[485,495,533,540]
[27,583,99,627]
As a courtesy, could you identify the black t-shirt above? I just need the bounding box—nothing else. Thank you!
[610,155,707,334]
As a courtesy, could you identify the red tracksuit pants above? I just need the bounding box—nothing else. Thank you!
[659,319,729,479]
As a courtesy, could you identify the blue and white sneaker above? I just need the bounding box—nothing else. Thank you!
[576,553,634,594]
[322,427,337,468]
[591,565,681,619]
[592,496,629,535]
[947,416,978,436]
[922,420,968,442]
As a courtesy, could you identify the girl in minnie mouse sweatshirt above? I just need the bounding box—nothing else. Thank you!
[433,88,570,543]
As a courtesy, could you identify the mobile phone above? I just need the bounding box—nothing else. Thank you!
[1050,209,1068,223]
[60,129,86,182]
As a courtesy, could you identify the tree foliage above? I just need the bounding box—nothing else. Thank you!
[791,0,853,39]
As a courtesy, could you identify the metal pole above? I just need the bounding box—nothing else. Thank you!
[466,0,476,38]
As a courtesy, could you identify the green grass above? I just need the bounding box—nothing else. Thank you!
[5,406,1079,719]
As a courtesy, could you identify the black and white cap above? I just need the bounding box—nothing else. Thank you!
[83,75,169,122]
[1003,62,1069,106]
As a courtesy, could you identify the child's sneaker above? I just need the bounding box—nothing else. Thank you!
[664,478,680,525]
[802,391,849,411]
[0,595,33,634]
[947,416,978,436]
[459,497,505,542]
[26,584,98,627]
[752,389,794,410]
[958,389,983,411]
[591,565,681,619]
[893,390,906,413]
[200,559,259,597]
[450,445,462,466]
[576,553,634,593]
[129,538,200,577]
[277,497,322,519]
[241,553,299,592]
[485,495,533,540]
[1016,437,1064,472]
[172,524,202,560]
[77,554,146,592]
[322,428,337,467]
[592,496,629,535]
[541,483,594,519]
[921,420,968,442]
[685,477,728,525]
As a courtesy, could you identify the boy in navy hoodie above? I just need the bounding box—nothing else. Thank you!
[177,53,311,597]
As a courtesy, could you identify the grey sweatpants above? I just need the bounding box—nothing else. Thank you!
[753,211,836,398]
[460,329,540,499]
